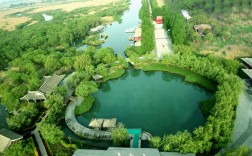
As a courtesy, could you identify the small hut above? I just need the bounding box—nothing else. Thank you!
[193,24,212,32]
[89,118,104,129]
[103,118,117,128]
[92,74,104,81]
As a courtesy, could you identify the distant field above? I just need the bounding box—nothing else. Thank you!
[29,0,121,13]
[0,0,121,31]
[0,8,32,30]
[157,0,164,7]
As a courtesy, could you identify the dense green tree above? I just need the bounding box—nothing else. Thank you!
[75,81,98,97]
[40,123,64,144]
[7,104,40,131]
[150,136,162,148]
[111,127,129,146]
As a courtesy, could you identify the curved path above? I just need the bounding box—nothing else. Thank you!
[218,84,252,154]
[65,97,112,140]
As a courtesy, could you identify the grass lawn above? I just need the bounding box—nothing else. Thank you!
[45,139,77,156]
[75,95,94,115]
[136,62,216,91]
[103,67,125,82]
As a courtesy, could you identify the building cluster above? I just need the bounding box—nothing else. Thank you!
[20,74,65,102]
[241,58,252,89]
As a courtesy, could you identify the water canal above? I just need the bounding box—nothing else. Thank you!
[76,69,212,137]
[76,0,142,55]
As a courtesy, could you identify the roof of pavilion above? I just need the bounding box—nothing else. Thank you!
[241,58,252,68]
[20,91,46,101]
[92,74,104,80]
[38,74,65,94]
[0,128,23,152]
[242,69,252,79]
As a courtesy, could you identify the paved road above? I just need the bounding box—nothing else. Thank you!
[32,129,48,156]
[218,84,252,154]
[154,24,173,59]
[231,86,252,147]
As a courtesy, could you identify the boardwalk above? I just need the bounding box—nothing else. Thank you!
[65,97,112,140]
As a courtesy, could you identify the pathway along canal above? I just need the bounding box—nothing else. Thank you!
[76,0,142,55]
[76,69,212,137]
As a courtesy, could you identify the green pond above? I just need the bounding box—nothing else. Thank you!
[76,69,212,137]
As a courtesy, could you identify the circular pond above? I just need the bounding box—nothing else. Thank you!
[77,69,212,136]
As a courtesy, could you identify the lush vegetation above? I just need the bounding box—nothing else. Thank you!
[82,34,105,46]
[75,95,94,115]
[0,0,129,133]
[111,126,129,146]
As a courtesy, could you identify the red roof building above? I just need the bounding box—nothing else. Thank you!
[156,16,163,24]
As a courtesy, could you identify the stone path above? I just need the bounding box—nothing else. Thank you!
[32,129,48,156]
[65,97,112,140]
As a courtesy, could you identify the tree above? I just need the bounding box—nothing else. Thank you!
[150,136,162,148]
[74,54,92,71]
[96,64,109,77]
[111,127,129,146]
[44,94,64,109]
[40,123,64,144]
[75,81,98,97]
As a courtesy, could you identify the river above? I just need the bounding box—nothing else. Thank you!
[76,0,142,56]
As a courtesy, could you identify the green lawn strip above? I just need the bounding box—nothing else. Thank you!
[75,95,94,115]
[136,62,216,91]
[45,139,76,156]
[103,67,125,82]
[30,137,39,156]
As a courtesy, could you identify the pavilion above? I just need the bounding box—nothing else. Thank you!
[20,91,46,102]
[241,58,252,69]
[89,118,104,129]
[38,74,65,94]
[103,118,117,128]
[92,74,104,81]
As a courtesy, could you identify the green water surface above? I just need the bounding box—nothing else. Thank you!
[77,69,212,137]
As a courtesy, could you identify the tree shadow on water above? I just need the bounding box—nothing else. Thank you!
[100,83,111,93]
[129,69,141,77]
[83,98,102,120]
[143,70,155,77]
[161,72,177,82]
